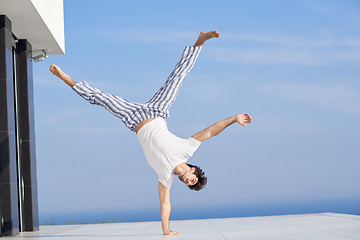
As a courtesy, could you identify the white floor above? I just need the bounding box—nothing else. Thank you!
[3,212,360,240]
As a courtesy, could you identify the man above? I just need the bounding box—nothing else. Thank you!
[49,31,252,235]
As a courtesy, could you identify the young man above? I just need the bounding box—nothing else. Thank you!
[49,31,252,235]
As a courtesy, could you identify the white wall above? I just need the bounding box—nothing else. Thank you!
[0,0,65,55]
[30,0,65,54]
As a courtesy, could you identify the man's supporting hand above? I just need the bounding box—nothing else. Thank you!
[158,182,180,235]
[163,230,181,235]
[235,113,252,127]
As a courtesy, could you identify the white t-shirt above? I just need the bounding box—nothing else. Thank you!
[137,118,201,189]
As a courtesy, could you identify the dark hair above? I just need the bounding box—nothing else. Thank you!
[187,164,207,191]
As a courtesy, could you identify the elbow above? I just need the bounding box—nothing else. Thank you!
[209,128,218,138]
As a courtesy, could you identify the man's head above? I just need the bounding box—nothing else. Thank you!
[178,164,207,191]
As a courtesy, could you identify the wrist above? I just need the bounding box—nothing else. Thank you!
[234,114,239,123]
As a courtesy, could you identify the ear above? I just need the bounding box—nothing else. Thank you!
[190,167,196,173]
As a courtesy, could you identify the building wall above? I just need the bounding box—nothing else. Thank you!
[0,14,20,237]
[0,0,64,236]
[0,15,39,237]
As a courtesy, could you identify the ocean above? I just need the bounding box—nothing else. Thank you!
[40,198,360,225]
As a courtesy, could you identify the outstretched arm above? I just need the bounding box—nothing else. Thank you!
[158,182,180,235]
[192,114,252,142]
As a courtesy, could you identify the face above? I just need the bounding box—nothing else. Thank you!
[179,168,198,186]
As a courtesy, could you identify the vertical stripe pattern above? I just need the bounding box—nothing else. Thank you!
[72,46,202,131]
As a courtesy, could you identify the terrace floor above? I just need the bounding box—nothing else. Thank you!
[2,212,360,240]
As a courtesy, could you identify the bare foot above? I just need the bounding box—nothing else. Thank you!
[49,64,76,87]
[49,64,70,81]
[194,31,220,47]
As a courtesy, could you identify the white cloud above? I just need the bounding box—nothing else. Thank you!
[52,125,126,135]
[93,28,360,48]
[44,110,85,124]
[90,28,360,66]
[344,37,360,47]
[260,82,360,115]
[224,32,336,47]
[34,74,64,87]
[205,30,360,66]
[42,108,129,134]
[92,29,194,43]
[182,82,223,101]
[305,2,334,16]
[243,113,337,135]
[207,46,360,66]
[225,31,360,48]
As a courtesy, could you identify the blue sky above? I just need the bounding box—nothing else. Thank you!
[33,0,360,220]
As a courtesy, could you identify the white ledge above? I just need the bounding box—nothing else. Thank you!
[0,0,65,55]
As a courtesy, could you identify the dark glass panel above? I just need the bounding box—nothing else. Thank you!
[8,132,16,185]
[6,48,15,133]
[0,132,16,184]
[17,95,30,141]
[28,94,36,142]
[29,141,37,187]
[0,80,8,131]
[0,131,10,184]
[0,183,19,236]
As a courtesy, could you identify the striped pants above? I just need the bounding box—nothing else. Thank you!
[73,46,202,132]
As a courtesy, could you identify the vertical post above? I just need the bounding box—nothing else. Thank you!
[0,15,19,236]
[15,39,39,232]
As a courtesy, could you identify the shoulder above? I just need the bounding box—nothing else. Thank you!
[182,137,201,154]
[188,137,201,147]
[159,174,175,189]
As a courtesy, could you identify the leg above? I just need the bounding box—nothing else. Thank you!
[145,46,201,113]
[49,64,141,125]
[72,81,141,118]
[49,64,77,87]
[146,31,219,115]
